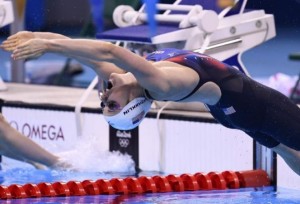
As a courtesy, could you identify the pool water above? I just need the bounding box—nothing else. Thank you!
[0,168,300,203]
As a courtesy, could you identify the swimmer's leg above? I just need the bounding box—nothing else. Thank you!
[272,143,300,176]
[246,131,300,176]
[261,87,300,150]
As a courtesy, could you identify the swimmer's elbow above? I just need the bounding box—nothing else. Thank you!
[94,41,116,61]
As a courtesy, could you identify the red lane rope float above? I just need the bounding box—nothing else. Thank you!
[51,182,71,197]
[166,174,185,192]
[37,182,56,197]
[221,171,240,189]
[236,169,271,188]
[81,180,100,195]
[194,172,213,190]
[23,183,42,198]
[110,178,129,194]
[208,172,227,190]
[0,186,11,199]
[180,174,200,191]
[8,184,27,199]
[152,176,172,193]
[124,177,143,194]
[95,179,115,194]
[138,176,157,193]
[0,169,271,200]
[66,181,86,196]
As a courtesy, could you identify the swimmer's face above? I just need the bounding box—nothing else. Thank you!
[101,73,132,116]
[101,85,131,116]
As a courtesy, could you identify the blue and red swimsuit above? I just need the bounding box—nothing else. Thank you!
[145,48,300,150]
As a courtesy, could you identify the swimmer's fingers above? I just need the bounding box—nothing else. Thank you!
[12,47,31,60]
[50,158,76,171]
[1,31,35,52]
[8,31,34,41]
[12,39,46,60]
[0,38,18,52]
[28,161,47,170]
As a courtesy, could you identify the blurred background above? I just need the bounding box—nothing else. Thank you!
[0,0,300,91]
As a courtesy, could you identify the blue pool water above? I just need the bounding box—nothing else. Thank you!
[0,168,300,204]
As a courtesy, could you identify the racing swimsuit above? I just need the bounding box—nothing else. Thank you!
[145,48,300,150]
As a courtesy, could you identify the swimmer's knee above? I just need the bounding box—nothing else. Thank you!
[272,142,300,152]
[272,143,300,157]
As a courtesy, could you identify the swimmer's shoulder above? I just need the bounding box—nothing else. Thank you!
[152,60,186,68]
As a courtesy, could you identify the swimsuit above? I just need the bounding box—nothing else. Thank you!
[146,48,300,150]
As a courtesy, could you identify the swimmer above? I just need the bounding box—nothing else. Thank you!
[2,31,300,176]
[0,113,70,169]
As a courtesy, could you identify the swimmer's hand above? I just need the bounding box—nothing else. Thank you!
[49,158,76,171]
[0,31,35,52]
[27,158,74,171]
[27,161,47,170]
[11,39,48,60]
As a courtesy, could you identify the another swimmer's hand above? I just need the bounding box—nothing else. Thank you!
[11,39,48,60]
[50,158,76,171]
[0,31,35,52]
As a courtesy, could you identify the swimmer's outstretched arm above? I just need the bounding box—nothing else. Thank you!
[10,38,172,93]
[0,31,70,51]
[1,31,125,81]
[0,114,68,169]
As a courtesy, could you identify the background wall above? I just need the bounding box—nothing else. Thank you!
[247,0,300,27]
[2,0,300,34]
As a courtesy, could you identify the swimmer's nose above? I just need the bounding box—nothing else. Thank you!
[107,81,113,89]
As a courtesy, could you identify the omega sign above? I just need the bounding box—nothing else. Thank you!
[9,121,65,141]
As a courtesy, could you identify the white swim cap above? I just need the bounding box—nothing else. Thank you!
[104,97,152,130]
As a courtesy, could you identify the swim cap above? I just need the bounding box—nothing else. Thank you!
[104,97,152,130]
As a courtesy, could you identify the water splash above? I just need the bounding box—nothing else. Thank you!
[57,136,136,173]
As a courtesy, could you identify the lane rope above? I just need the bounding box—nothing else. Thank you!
[0,169,270,199]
